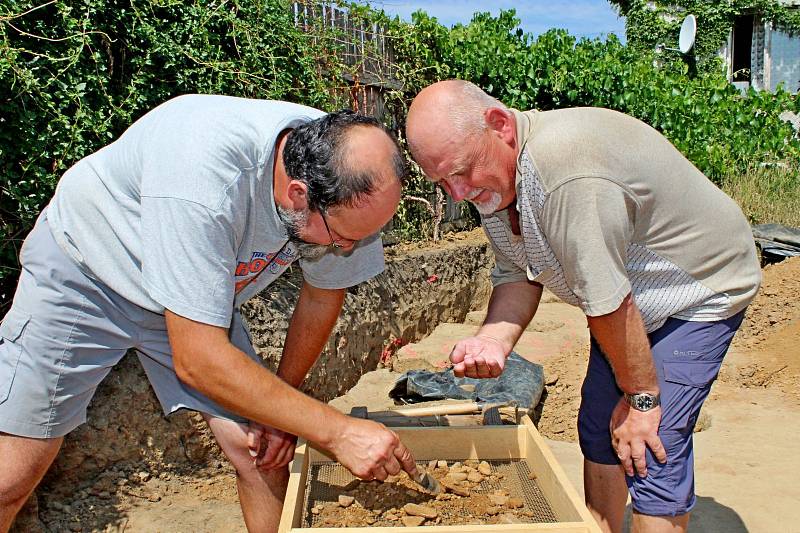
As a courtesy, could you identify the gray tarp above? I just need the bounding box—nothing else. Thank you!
[389,352,545,410]
[753,224,800,262]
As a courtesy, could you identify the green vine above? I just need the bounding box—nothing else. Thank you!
[610,1,800,73]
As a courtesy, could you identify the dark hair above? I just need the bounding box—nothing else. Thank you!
[282,109,406,212]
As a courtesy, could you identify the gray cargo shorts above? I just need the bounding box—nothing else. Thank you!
[0,210,259,438]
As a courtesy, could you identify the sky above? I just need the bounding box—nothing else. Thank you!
[368,0,627,41]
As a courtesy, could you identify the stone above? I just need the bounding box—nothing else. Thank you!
[498,513,524,524]
[338,495,355,507]
[507,497,524,509]
[478,461,492,475]
[488,493,509,506]
[427,459,438,470]
[467,472,483,483]
[401,516,426,527]
[437,460,448,469]
[445,472,468,482]
[135,471,151,482]
[527,471,538,480]
[443,482,470,497]
[403,503,438,519]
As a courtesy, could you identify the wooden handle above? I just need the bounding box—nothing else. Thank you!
[378,401,481,417]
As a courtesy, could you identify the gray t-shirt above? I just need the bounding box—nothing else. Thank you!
[47,95,385,328]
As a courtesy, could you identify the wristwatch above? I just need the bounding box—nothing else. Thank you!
[624,392,661,412]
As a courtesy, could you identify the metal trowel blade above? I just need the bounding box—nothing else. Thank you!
[413,468,442,494]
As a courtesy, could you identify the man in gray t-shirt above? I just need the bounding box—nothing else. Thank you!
[0,96,418,532]
[407,81,760,533]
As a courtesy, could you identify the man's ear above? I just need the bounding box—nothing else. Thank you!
[285,180,309,210]
[484,107,516,146]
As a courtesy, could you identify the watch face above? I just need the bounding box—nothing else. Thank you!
[636,395,654,410]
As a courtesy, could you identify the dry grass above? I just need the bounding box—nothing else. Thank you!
[722,166,800,227]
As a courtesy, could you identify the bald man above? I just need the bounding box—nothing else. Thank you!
[406,80,760,533]
[0,96,419,533]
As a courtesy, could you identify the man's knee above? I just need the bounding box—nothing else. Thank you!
[0,434,62,506]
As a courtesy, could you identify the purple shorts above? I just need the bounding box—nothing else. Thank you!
[578,311,745,516]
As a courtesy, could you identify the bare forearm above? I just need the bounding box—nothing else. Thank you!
[478,281,542,352]
[586,294,658,394]
[167,311,347,449]
[277,283,345,387]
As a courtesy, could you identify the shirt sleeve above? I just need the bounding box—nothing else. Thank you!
[141,197,237,327]
[299,232,385,289]
[541,177,637,316]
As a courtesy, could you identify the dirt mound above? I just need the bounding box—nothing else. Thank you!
[732,256,800,349]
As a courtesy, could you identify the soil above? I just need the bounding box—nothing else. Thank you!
[309,461,538,528]
[12,240,800,532]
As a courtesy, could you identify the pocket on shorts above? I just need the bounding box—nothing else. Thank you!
[662,359,721,388]
[0,311,31,403]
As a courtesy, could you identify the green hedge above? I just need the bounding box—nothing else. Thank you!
[2,3,799,310]
[1,0,343,305]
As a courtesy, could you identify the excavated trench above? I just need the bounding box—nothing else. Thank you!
[39,231,493,496]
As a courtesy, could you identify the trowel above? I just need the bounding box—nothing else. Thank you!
[411,467,442,494]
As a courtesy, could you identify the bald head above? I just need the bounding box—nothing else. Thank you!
[406,80,507,167]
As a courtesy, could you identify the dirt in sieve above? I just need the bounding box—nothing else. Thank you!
[308,460,548,528]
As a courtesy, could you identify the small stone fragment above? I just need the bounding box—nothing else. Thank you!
[478,461,492,475]
[443,482,470,496]
[527,471,538,480]
[135,471,151,482]
[403,503,438,518]
[428,459,438,470]
[486,506,501,515]
[507,497,524,509]
[338,495,355,507]
[437,460,448,469]
[445,472,468,482]
[401,516,426,527]
[147,493,161,502]
[310,506,321,515]
[467,472,483,483]
[497,513,524,524]
[488,493,509,506]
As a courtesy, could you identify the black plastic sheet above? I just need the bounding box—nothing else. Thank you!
[753,224,800,263]
[389,352,545,410]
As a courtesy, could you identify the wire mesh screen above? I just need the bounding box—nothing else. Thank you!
[302,458,557,528]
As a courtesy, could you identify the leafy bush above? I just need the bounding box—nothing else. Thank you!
[1,0,343,305]
[2,3,798,310]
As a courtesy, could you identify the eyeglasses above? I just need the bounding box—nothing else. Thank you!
[320,210,346,249]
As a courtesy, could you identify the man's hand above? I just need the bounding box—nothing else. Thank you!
[450,334,509,378]
[247,422,298,472]
[326,418,417,481]
[609,398,667,477]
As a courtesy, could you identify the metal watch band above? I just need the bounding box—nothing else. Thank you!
[624,392,661,412]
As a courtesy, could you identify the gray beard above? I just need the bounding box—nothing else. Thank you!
[276,205,329,259]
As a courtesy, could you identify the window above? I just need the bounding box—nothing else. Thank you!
[732,15,754,82]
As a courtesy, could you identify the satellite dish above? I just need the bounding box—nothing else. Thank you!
[678,14,697,54]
